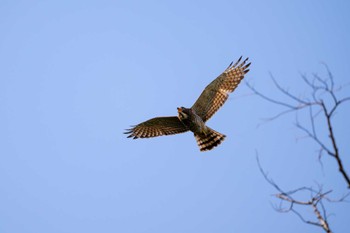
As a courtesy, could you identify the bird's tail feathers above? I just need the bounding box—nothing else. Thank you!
[195,128,226,151]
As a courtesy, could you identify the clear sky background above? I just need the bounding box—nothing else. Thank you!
[1,1,349,233]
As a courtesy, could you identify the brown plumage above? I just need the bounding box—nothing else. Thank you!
[125,56,251,151]
[125,117,188,139]
[195,127,226,151]
[191,56,250,122]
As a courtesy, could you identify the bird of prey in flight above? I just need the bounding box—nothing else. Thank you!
[125,56,251,151]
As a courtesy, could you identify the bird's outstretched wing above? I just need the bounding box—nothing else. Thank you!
[125,116,189,139]
[191,57,250,122]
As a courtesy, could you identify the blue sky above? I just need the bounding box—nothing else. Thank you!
[1,1,349,232]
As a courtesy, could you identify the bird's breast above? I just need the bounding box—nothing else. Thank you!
[181,112,206,135]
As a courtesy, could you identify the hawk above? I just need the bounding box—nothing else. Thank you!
[125,56,251,151]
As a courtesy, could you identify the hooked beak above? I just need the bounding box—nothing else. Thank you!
[177,107,187,119]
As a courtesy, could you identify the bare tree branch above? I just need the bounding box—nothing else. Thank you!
[246,81,297,109]
[257,156,337,233]
[270,73,309,105]
[320,101,350,188]
[248,67,350,188]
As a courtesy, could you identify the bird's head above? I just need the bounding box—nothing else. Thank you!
[177,107,190,120]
